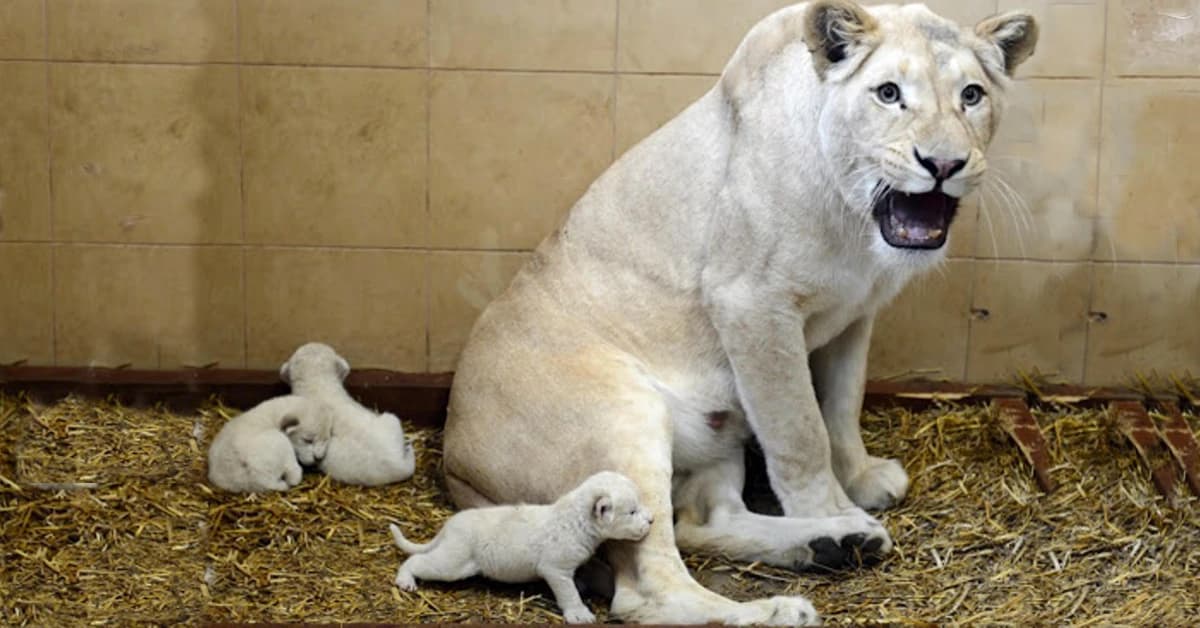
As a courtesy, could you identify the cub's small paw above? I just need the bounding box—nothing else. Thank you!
[845,456,909,511]
[394,571,417,592]
[563,607,596,624]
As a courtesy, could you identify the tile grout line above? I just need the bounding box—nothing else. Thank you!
[610,0,620,163]
[961,256,980,383]
[235,0,250,370]
[424,0,432,371]
[1081,0,1114,386]
[43,0,57,366]
[8,239,1200,266]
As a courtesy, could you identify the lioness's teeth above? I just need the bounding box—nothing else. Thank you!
[897,227,909,239]
[929,229,943,239]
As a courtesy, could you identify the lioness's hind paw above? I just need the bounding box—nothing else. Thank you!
[801,512,891,572]
[746,595,820,626]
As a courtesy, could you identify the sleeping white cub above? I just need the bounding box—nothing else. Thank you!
[389,471,653,624]
[207,395,332,493]
[280,342,416,486]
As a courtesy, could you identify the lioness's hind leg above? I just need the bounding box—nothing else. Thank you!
[812,317,909,510]
[605,406,818,626]
[674,459,891,571]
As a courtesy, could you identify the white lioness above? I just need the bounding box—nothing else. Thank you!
[390,471,657,624]
[444,1,1036,624]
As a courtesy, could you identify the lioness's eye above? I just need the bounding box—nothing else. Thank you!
[875,82,902,105]
[961,84,985,107]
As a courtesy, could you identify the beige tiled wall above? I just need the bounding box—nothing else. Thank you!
[1,0,1196,386]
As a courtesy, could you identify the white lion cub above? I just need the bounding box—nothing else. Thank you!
[280,342,416,486]
[207,395,332,493]
[389,471,653,624]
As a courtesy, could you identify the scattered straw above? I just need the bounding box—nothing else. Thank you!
[2,394,1198,625]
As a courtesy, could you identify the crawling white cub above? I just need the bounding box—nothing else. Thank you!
[389,471,653,624]
[281,342,416,486]
[207,395,332,493]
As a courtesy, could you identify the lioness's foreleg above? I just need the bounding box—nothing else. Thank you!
[810,316,909,510]
[704,283,858,517]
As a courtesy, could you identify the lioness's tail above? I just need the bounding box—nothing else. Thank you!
[389,523,432,554]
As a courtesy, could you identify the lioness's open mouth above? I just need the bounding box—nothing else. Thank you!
[872,188,959,250]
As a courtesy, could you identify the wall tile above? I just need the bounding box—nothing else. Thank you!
[244,248,426,371]
[868,259,973,381]
[1094,80,1200,263]
[428,251,528,372]
[432,0,616,71]
[0,62,50,241]
[980,79,1100,260]
[996,0,1104,78]
[429,71,613,249]
[0,0,45,59]
[618,0,794,73]
[617,1,997,75]
[242,67,426,247]
[615,74,713,156]
[1085,263,1200,385]
[240,0,426,67]
[54,245,245,369]
[966,261,1089,382]
[1108,0,1200,77]
[0,243,53,365]
[50,63,240,244]
[47,0,236,63]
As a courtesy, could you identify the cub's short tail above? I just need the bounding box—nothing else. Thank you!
[389,523,432,554]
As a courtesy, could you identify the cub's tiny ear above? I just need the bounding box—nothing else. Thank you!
[281,415,300,433]
[335,355,350,381]
[593,495,613,522]
[279,361,292,384]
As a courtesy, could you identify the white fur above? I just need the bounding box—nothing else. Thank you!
[207,395,332,493]
[281,342,416,486]
[443,2,1037,624]
[390,472,655,624]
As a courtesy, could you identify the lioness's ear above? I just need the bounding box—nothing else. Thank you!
[593,495,613,522]
[279,360,292,384]
[804,0,879,79]
[975,11,1038,76]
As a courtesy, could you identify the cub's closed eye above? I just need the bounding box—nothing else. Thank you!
[875,82,902,105]
[961,84,985,107]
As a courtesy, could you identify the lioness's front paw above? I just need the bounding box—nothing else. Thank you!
[844,456,908,511]
[562,607,596,624]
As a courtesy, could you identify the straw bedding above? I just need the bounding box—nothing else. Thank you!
[1,392,1197,626]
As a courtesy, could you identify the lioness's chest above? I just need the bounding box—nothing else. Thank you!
[800,269,907,350]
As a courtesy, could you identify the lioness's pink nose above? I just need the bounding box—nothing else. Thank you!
[915,149,967,181]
